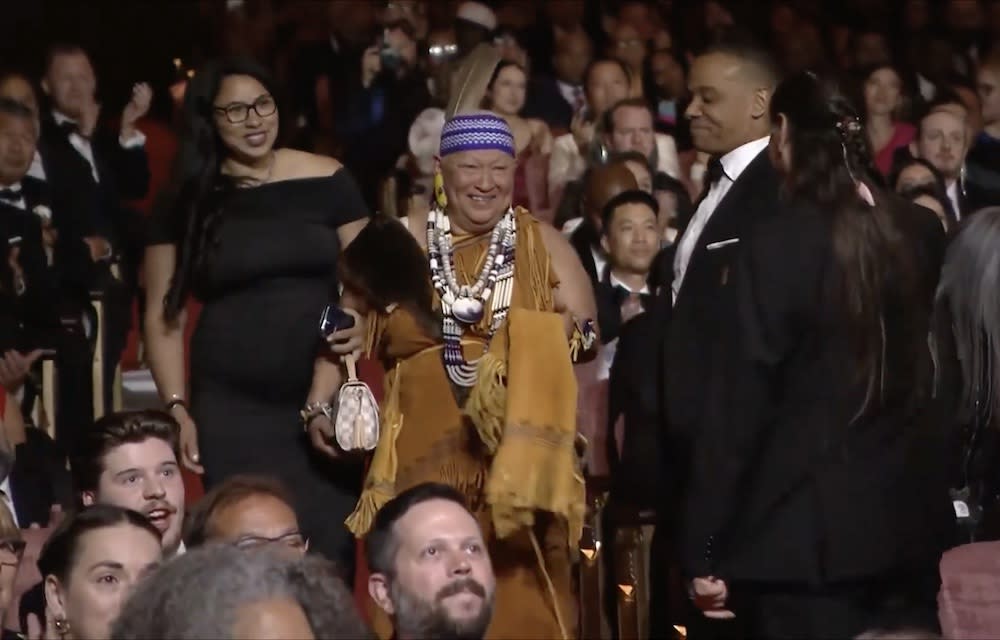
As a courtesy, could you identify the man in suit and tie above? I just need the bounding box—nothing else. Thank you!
[523,29,593,134]
[563,161,638,288]
[0,97,94,449]
[594,189,659,345]
[39,44,152,407]
[659,31,783,637]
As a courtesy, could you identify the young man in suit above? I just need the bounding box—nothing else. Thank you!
[659,31,783,637]
[595,189,659,345]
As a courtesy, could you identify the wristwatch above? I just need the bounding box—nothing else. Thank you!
[300,401,333,431]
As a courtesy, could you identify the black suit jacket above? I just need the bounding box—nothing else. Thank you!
[681,196,953,584]
[662,149,782,443]
[9,428,73,528]
[607,296,671,514]
[0,181,60,349]
[522,76,575,132]
[38,114,149,243]
[569,221,602,289]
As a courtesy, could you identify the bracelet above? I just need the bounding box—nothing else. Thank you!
[300,402,333,431]
[165,396,188,413]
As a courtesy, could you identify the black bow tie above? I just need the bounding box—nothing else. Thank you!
[612,284,653,309]
[58,119,85,139]
[705,157,726,186]
[0,187,22,202]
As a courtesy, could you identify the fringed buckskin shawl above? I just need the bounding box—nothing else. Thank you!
[345,208,584,550]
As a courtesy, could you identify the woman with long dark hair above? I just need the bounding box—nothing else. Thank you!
[935,207,1000,541]
[142,57,368,566]
[685,71,952,637]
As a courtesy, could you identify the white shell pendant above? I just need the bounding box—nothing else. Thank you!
[452,297,485,324]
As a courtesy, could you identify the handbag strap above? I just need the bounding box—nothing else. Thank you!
[344,353,360,383]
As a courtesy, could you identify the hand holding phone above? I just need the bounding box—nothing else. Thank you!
[319,304,357,339]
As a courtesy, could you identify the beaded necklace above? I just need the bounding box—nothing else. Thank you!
[426,206,517,387]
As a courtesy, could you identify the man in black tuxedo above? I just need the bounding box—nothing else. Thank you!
[658,32,783,638]
[523,29,593,133]
[566,161,638,289]
[0,97,94,448]
[1,426,73,530]
[39,44,151,407]
[594,189,658,344]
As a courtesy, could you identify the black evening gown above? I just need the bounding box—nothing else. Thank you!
[150,171,367,569]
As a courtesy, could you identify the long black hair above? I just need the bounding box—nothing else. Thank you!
[160,57,282,321]
[935,207,1000,427]
[770,71,923,417]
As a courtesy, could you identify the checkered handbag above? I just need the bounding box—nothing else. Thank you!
[334,354,379,451]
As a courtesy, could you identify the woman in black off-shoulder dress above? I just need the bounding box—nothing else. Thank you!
[143,58,367,567]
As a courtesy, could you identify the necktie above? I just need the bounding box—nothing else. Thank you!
[59,119,78,135]
[0,187,22,203]
[572,85,585,113]
[612,284,652,310]
[693,157,726,209]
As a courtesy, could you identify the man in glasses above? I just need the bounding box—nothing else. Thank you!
[183,474,307,558]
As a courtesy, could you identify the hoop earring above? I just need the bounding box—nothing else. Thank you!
[433,171,448,210]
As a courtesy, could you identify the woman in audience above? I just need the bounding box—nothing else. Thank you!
[36,505,162,640]
[0,503,23,640]
[142,57,367,567]
[935,207,1000,541]
[686,71,951,637]
[112,545,371,640]
[890,156,958,228]
[859,62,917,179]
[485,60,553,217]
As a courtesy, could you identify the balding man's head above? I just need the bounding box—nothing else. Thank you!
[583,162,639,231]
[553,29,593,86]
[685,31,779,154]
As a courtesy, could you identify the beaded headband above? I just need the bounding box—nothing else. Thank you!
[438,113,516,158]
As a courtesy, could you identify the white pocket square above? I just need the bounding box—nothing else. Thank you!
[706,238,740,250]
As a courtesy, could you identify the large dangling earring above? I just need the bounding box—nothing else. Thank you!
[433,171,447,211]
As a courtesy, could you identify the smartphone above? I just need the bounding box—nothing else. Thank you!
[379,30,402,73]
[319,304,356,339]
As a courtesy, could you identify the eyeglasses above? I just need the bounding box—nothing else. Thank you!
[213,94,277,124]
[233,532,307,551]
[0,540,26,566]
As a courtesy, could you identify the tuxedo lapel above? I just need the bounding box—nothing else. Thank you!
[675,151,774,305]
[570,223,600,285]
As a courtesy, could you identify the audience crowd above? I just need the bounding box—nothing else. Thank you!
[0,0,999,638]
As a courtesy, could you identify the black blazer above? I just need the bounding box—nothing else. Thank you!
[569,221,602,289]
[607,296,671,514]
[38,114,149,243]
[661,149,782,443]
[8,429,73,528]
[0,181,60,341]
[522,76,575,132]
[681,196,953,584]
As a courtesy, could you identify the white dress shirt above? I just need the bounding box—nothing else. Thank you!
[946,180,961,222]
[672,136,770,304]
[28,150,46,181]
[52,110,146,184]
[557,80,584,111]
[0,181,26,210]
[0,477,19,528]
[599,272,650,380]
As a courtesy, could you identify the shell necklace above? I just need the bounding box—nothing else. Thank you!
[426,206,517,387]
